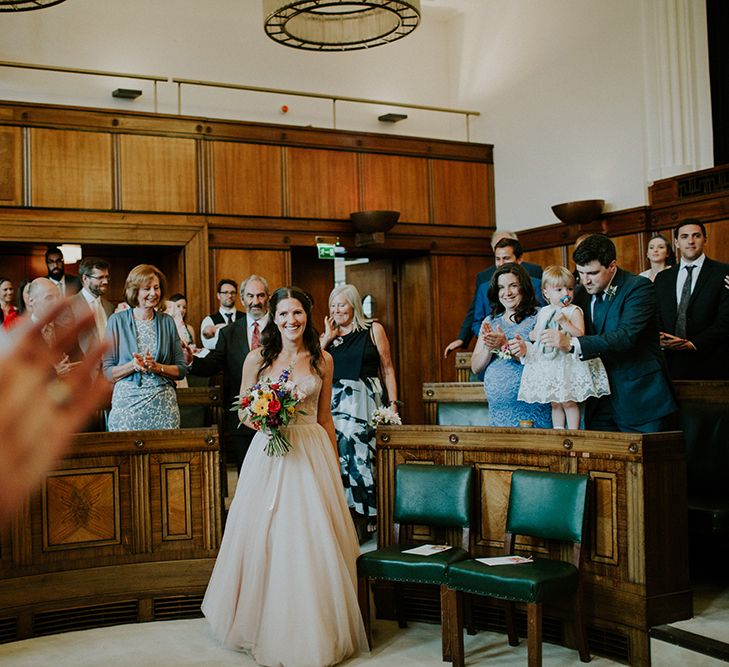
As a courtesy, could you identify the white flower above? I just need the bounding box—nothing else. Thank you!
[371,405,402,426]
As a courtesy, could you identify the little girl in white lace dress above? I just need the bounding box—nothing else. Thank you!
[518,265,610,429]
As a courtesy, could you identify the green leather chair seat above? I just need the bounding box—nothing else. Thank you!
[358,544,470,584]
[447,557,578,603]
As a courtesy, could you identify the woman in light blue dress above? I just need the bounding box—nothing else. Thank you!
[471,263,551,428]
[103,264,186,431]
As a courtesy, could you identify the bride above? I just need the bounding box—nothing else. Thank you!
[202,286,368,667]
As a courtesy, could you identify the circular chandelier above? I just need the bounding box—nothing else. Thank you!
[263,0,421,51]
[0,0,68,10]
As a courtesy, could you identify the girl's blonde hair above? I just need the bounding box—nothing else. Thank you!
[541,265,575,291]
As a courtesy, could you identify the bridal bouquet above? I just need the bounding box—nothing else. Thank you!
[234,368,305,456]
[371,404,402,426]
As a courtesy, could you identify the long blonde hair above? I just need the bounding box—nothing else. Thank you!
[328,284,373,332]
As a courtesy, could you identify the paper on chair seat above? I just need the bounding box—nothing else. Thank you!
[402,544,453,556]
[476,555,533,566]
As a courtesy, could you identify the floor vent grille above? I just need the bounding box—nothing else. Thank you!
[0,617,18,644]
[587,626,630,663]
[33,600,138,637]
[153,595,204,621]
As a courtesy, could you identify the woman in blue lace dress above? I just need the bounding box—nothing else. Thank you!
[471,263,551,428]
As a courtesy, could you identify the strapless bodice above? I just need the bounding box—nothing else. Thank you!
[289,373,321,425]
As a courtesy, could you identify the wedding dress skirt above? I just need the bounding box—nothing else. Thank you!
[202,374,368,667]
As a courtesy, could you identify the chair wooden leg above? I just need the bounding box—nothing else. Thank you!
[357,575,372,649]
[393,582,408,628]
[527,602,542,667]
[441,587,465,667]
[464,592,475,636]
[573,588,591,662]
[504,601,519,646]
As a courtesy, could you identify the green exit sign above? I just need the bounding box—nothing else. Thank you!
[317,243,337,260]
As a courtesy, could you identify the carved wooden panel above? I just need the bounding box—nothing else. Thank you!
[160,463,192,541]
[120,135,197,212]
[522,246,565,273]
[211,141,283,217]
[706,220,729,265]
[285,147,358,219]
[361,153,429,223]
[210,248,289,311]
[0,127,21,204]
[612,233,642,275]
[432,160,493,227]
[31,129,112,209]
[590,471,619,564]
[42,467,120,551]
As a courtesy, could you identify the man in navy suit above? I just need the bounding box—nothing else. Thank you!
[654,219,729,380]
[186,275,270,470]
[540,234,676,432]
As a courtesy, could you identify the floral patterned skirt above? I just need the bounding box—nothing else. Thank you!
[331,377,383,517]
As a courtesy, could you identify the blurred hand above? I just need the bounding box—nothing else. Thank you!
[509,334,527,358]
[443,338,463,358]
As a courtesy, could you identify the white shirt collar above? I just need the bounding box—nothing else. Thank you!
[81,287,100,305]
[679,254,706,271]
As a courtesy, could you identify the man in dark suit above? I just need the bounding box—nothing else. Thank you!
[444,230,543,357]
[45,246,82,296]
[185,275,270,470]
[69,257,114,359]
[539,234,676,432]
[654,219,729,380]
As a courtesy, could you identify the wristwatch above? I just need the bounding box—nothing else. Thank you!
[568,337,575,354]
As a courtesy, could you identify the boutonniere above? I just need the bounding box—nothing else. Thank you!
[605,284,619,301]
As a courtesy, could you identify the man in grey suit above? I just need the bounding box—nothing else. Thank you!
[185,275,270,470]
[70,257,114,358]
[539,234,676,432]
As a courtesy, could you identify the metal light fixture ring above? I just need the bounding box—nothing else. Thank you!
[263,0,421,51]
[0,0,68,11]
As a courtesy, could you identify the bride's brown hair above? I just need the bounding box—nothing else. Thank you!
[259,286,323,378]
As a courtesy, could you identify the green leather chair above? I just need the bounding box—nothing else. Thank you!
[445,469,590,667]
[357,463,473,659]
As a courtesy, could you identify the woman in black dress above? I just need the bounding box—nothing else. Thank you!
[320,284,397,541]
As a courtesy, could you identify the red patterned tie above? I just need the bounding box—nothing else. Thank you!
[251,321,260,350]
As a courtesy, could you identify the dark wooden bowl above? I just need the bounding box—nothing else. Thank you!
[551,199,605,225]
[350,210,400,233]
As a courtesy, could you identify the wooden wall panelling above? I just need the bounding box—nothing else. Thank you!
[211,141,283,217]
[119,135,198,213]
[522,246,565,273]
[285,147,358,219]
[432,160,493,228]
[612,233,643,275]
[30,129,112,210]
[706,220,729,265]
[432,254,488,382]
[397,256,434,424]
[360,153,430,223]
[0,127,22,205]
[210,248,290,312]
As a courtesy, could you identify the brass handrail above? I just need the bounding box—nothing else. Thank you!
[172,77,480,141]
[0,60,168,113]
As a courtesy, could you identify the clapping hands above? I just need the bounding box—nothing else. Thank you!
[478,321,507,350]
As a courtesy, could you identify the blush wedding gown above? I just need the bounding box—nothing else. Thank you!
[202,372,368,667]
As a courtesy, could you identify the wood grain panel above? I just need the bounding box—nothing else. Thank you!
[120,135,197,212]
[398,256,433,424]
[706,220,729,264]
[212,141,282,217]
[432,160,493,227]
[42,468,120,550]
[0,127,21,204]
[211,248,289,312]
[590,472,618,564]
[286,147,358,219]
[291,247,334,335]
[433,254,489,382]
[160,464,192,540]
[361,153,429,223]
[522,246,564,272]
[31,129,112,209]
[612,233,642,275]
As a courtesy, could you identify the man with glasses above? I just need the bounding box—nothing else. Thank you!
[70,257,114,359]
[200,279,244,351]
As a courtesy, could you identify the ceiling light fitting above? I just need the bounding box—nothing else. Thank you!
[263,0,421,51]
[0,0,68,11]
[112,88,143,100]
